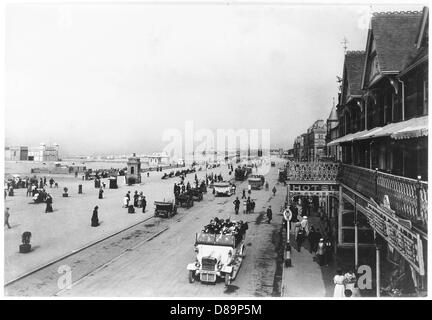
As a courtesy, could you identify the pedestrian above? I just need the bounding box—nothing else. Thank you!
[300,216,310,235]
[43,176,47,186]
[45,194,53,213]
[142,196,147,213]
[309,226,317,253]
[243,199,247,214]
[296,226,305,252]
[266,206,272,223]
[233,197,240,215]
[265,181,269,191]
[54,182,58,188]
[123,194,129,208]
[242,189,246,199]
[133,191,138,206]
[333,269,346,297]
[251,200,255,213]
[4,207,11,229]
[246,198,251,214]
[26,185,32,197]
[102,182,106,189]
[91,206,100,227]
[272,186,277,196]
[316,238,326,266]
[232,184,236,194]
[147,172,149,177]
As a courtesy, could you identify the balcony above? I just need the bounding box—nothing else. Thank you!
[286,161,340,182]
[338,164,428,231]
[286,161,428,232]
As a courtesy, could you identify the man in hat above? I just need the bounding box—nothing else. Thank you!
[233,197,240,215]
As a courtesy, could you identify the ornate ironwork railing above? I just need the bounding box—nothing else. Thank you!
[286,161,340,182]
[286,161,428,231]
[339,164,428,230]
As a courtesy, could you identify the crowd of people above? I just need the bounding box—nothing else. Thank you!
[202,217,248,237]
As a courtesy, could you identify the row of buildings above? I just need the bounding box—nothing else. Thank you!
[293,9,428,181]
[289,8,428,296]
[5,143,60,162]
[293,120,328,161]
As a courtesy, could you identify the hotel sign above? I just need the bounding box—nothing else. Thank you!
[289,184,339,197]
[364,200,425,275]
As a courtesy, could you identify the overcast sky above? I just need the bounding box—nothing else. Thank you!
[5,2,424,156]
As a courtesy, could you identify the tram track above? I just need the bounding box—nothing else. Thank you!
[4,212,184,296]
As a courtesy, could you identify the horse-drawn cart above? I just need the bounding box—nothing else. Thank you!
[154,200,177,218]
[175,192,194,208]
[188,188,203,201]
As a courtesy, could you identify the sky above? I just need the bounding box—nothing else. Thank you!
[4,2,425,156]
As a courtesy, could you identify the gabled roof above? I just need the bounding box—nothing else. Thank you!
[371,11,422,71]
[400,7,429,76]
[362,11,423,88]
[342,51,366,101]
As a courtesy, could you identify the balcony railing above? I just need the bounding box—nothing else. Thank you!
[286,161,428,231]
[338,164,428,231]
[286,161,340,182]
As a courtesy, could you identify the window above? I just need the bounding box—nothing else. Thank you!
[131,167,134,174]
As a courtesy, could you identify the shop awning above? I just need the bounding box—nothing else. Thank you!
[391,116,428,140]
[327,133,355,146]
[327,116,428,145]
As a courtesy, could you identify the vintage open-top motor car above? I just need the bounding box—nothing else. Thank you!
[187,224,247,286]
[213,182,235,197]
[154,200,177,218]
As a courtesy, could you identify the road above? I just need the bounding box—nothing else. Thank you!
[6,160,287,297]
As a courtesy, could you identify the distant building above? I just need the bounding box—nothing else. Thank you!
[28,143,60,161]
[293,134,307,161]
[306,120,327,161]
[5,146,28,161]
[142,152,170,166]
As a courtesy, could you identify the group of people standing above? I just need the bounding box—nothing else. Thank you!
[123,190,147,213]
[283,202,333,263]
[232,196,256,215]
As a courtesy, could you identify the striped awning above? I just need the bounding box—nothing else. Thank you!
[327,116,428,145]
[391,116,428,140]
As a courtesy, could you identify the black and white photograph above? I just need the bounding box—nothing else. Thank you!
[1,0,429,301]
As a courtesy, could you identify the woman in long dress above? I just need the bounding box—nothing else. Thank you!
[333,269,346,297]
[91,206,99,227]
